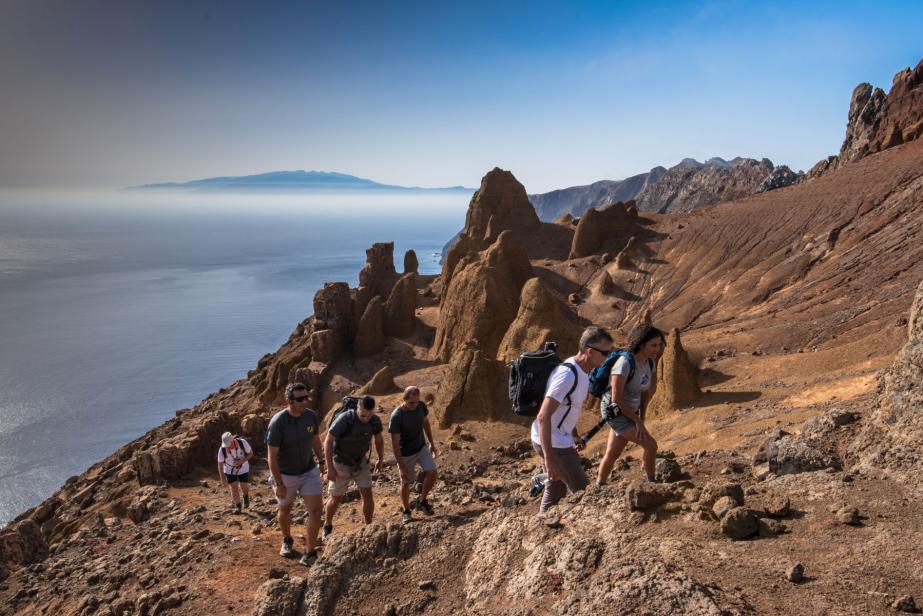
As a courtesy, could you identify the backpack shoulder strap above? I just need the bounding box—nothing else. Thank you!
[555,362,580,430]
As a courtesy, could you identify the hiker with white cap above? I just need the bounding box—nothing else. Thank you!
[217,431,253,513]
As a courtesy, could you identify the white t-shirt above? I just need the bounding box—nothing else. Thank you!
[217,437,252,475]
[530,358,590,449]
[604,355,655,412]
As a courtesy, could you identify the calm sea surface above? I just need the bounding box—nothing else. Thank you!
[0,191,468,526]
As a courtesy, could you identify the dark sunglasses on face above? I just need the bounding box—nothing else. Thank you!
[587,345,611,356]
[291,395,310,403]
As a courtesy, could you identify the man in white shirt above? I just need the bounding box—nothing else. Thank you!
[531,326,613,513]
[217,431,253,513]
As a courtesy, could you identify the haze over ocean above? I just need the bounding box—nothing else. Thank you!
[0,192,468,526]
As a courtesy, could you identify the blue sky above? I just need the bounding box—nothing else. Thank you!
[0,1,921,192]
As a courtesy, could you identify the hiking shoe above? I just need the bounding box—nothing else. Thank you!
[529,474,547,498]
[323,523,333,537]
[415,499,434,516]
[234,502,242,514]
[402,509,413,523]
[243,495,250,509]
[279,536,294,558]
[299,550,318,567]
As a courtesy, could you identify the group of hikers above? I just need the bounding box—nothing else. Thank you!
[215,323,665,565]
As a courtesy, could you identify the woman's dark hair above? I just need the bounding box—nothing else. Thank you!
[627,324,665,354]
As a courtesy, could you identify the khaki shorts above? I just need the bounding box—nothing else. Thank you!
[272,467,323,506]
[400,444,437,484]
[327,460,373,497]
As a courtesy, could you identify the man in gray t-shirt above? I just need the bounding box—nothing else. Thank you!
[323,395,384,535]
[388,386,439,522]
[266,382,325,567]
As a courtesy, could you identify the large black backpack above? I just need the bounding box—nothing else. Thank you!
[509,342,577,422]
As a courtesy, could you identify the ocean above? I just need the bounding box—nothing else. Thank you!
[0,190,468,527]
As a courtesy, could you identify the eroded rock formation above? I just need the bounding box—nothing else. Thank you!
[648,328,702,416]
[463,167,540,241]
[497,277,581,362]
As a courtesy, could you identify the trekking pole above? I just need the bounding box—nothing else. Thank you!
[579,403,621,445]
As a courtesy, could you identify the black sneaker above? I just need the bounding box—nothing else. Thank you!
[234,502,242,514]
[529,474,547,498]
[323,523,333,537]
[415,499,434,516]
[279,536,294,558]
[243,495,250,509]
[299,550,318,567]
[402,509,413,523]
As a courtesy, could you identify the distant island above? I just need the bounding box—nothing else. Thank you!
[131,170,475,193]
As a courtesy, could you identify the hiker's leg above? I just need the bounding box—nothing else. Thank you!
[596,431,628,485]
[303,494,323,553]
[420,470,437,501]
[399,456,414,511]
[419,446,438,501]
[540,479,566,513]
[558,447,590,493]
[641,432,658,479]
[278,503,293,538]
[324,495,342,526]
[230,481,241,506]
[239,477,250,498]
[358,487,374,523]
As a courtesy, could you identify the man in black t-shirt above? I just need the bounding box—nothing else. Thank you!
[388,385,439,522]
[266,382,325,567]
[323,395,385,535]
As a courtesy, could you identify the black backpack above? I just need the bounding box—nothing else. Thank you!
[330,396,360,424]
[509,342,578,426]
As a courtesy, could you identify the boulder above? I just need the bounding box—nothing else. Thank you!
[0,519,47,566]
[433,231,533,361]
[626,481,683,510]
[252,576,307,616]
[403,249,419,274]
[654,458,683,483]
[712,496,738,520]
[462,168,540,241]
[496,277,581,362]
[356,366,399,396]
[433,343,509,428]
[353,296,385,357]
[358,242,400,299]
[384,273,417,338]
[648,328,702,416]
[753,428,838,478]
[852,283,923,483]
[720,507,759,540]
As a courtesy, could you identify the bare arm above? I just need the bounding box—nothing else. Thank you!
[217,458,227,483]
[391,433,410,481]
[313,433,325,474]
[610,372,642,424]
[374,433,385,471]
[324,432,338,481]
[422,417,438,458]
[537,396,561,479]
[267,445,282,483]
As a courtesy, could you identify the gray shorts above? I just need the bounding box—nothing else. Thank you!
[400,444,437,483]
[603,407,637,436]
[272,467,323,506]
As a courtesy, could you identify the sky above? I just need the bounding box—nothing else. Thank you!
[0,0,921,193]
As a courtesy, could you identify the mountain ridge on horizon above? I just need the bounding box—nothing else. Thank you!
[131,169,475,193]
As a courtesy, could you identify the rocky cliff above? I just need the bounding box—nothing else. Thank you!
[529,157,803,220]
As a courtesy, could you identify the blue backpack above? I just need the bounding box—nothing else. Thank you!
[589,350,638,398]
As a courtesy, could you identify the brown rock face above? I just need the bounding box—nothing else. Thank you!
[433,343,510,428]
[384,273,417,338]
[133,413,231,485]
[353,296,385,357]
[403,249,419,274]
[648,328,702,415]
[568,202,637,259]
[813,60,923,176]
[356,366,399,396]
[311,282,352,364]
[433,231,533,361]
[497,277,581,362]
[852,280,923,482]
[463,168,540,241]
[358,242,399,299]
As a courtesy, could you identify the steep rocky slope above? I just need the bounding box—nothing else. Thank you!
[529,157,802,220]
[3,60,923,616]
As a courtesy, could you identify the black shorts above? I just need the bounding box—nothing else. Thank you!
[225,472,249,484]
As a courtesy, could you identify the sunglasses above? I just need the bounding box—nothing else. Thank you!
[587,345,611,356]
[291,395,310,403]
